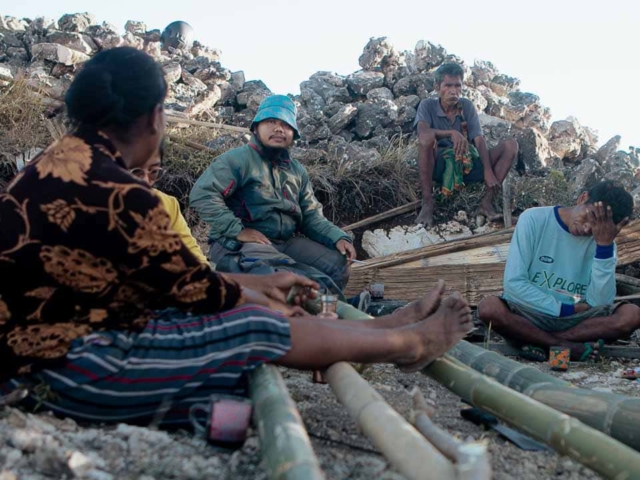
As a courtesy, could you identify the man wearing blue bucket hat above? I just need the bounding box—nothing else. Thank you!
[190,95,356,294]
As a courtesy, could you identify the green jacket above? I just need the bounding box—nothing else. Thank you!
[189,138,351,249]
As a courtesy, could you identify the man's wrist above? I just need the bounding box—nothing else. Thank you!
[595,243,614,259]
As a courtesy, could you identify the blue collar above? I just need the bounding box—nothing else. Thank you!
[553,206,570,233]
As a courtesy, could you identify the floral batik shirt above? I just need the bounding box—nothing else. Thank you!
[0,128,243,381]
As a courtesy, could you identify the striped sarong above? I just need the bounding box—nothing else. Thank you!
[0,305,291,428]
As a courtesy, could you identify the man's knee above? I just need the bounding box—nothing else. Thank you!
[501,138,519,158]
[418,131,437,150]
[477,296,507,326]
[612,304,640,336]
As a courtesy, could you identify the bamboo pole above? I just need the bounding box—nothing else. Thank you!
[342,200,421,232]
[325,362,456,480]
[249,365,324,480]
[424,355,640,479]
[166,115,250,133]
[448,341,640,453]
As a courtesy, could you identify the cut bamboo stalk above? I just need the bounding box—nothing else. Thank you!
[448,341,640,453]
[166,115,250,133]
[410,388,491,480]
[424,354,640,479]
[249,365,324,480]
[342,200,421,232]
[325,362,456,480]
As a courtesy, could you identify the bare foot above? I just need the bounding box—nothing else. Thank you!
[416,198,435,227]
[388,280,445,328]
[480,196,503,222]
[395,293,473,373]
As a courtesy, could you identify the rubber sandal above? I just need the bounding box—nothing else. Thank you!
[579,339,604,362]
[518,345,547,362]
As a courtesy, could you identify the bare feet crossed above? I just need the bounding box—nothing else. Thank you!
[395,293,473,373]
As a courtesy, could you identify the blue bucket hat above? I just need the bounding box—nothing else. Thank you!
[251,94,300,139]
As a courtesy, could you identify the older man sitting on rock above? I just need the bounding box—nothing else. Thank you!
[190,95,356,294]
[414,62,519,226]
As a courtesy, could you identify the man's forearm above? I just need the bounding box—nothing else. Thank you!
[430,128,457,140]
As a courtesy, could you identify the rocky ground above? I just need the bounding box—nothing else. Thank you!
[0,356,637,480]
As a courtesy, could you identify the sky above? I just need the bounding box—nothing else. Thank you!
[5,0,640,148]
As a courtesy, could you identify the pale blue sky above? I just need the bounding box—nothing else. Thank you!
[5,0,639,148]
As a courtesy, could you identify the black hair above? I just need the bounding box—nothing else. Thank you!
[586,180,633,224]
[435,63,465,86]
[65,47,167,136]
[158,137,166,161]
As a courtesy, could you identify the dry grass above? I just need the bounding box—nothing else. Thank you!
[0,86,544,234]
[511,169,574,213]
[156,125,245,206]
[306,135,421,225]
[0,77,52,188]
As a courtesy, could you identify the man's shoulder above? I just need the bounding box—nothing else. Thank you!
[517,207,555,232]
[287,157,307,174]
[459,98,478,114]
[520,206,554,220]
[418,97,439,109]
[216,143,252,161]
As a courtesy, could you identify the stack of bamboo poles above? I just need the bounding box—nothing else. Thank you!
[334,301,640,479]
[345,215,640,303]
[446,341,640,453]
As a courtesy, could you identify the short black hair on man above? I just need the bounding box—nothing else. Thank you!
[435,63,465,87]
[586,180,633,224]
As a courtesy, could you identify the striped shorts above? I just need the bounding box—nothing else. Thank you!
[0,305,291,428]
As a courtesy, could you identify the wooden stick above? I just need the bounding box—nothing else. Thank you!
[616,273,640,288]
[249,365,324,480]
[502,174,512,229]
[615,293,640,301]
[167,134,218,153]
[353,228,514,271]
[411,388,491,480]
[342,200,421,232]
[325,362,456,480]
[166,115,250,133]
